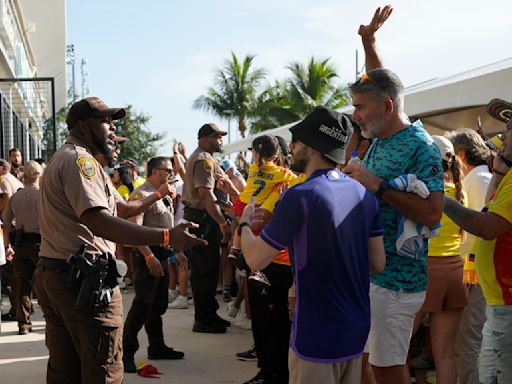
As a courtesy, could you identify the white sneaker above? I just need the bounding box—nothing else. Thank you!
[168,295,188,309]
[234,315,251,330]
[168,289,178,303]
[226,301,239,318]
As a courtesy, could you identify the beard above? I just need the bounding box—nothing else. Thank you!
[290,147,309,173]
[92,134,115,168]
[360,114,385,139]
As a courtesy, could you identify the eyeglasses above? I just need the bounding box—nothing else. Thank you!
[155,168,174,174]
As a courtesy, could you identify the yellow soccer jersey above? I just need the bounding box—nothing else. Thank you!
[239,162,297,205]
[117,176,146,201]
[475,170,512,305]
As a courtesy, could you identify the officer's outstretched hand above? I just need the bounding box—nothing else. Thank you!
[170,222,208,250]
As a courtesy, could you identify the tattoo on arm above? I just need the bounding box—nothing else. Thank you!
[443,197,481,235]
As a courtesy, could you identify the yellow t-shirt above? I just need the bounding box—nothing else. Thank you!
[428,181,466,256]
[475,170,512,305]
[239,162,297,205]
[117,176,146,201]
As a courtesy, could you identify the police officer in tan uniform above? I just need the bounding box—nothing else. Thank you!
[123,156,185,372]
[0,158,23,321]
[34,97,206,384]
[182,123,238,333]
[2,160,42,334]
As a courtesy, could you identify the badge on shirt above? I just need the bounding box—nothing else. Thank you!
[204,159,214,172]
[76,156,97,179]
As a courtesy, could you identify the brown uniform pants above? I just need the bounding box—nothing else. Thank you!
[34,265,123,384]
[13,240,39,325]
[123,252,170,356]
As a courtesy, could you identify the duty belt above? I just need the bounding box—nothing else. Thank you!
[38,256,71,272]
[23,233,41,243]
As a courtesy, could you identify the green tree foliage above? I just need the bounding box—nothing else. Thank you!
[193,52,267,138]
[251,57,350,133]
[41,104,70,161]
[114,105,164,165]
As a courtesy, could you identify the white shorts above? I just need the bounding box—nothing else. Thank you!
[364,283,426,367]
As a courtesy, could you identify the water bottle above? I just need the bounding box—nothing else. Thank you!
[347,151,361,166]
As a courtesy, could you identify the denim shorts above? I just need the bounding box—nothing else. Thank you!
[479,305,512,384]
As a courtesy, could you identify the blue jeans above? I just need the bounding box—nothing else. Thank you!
[479,305,512,384]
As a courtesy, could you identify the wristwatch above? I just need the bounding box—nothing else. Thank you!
[375,179,390,198]
[237,222,251,236]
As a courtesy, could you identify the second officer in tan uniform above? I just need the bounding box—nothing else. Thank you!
[35,97,206,384]
[122,156,185,373]
[2,160,42,334]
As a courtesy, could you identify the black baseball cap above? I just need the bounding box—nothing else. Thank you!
[66,97,126,129]
[289,106,354,164]
[198,123,227,139]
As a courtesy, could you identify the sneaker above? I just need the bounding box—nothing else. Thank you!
[226,301,240,318]
[228,247,241,264]
[123,354,137,373]
[234,314,252,330]
[148,345,185,360]
[192,321,227,334]
[168,295,188,309]
[242,372,273,384]
[236,346,257,361]
[223,287,232,303]
[411,353,435,370]
[248,271,271,287]
[168,289,178,303]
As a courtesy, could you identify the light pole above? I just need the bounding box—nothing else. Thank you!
[66,44,77,102]
[223,109,234,144]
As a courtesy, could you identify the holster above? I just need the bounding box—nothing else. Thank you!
[67,244,119,312]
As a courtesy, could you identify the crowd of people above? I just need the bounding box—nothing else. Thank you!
[0,4,511,384]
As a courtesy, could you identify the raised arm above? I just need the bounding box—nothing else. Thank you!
[358,5,393,72]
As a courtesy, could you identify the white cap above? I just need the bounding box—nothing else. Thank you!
[432,135,454,162]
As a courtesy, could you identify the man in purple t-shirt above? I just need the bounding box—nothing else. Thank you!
[239,106,386,384]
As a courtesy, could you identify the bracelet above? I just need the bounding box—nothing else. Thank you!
[154,191,163,200]
[219,221,228,229]
[162,228,170,246]
[493,170,506,176]
[144,253,154,261]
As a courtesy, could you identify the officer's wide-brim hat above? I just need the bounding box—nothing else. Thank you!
[487,98,512,123]
[289,106,353,164]
[66,97,126,129]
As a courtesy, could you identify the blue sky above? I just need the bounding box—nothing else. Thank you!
[67,0,511,154]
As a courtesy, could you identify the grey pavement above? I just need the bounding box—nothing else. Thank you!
[0,290,256,383]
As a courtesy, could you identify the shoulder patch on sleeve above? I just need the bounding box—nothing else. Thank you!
[76,156,97,179]
[203,159,214,172]
[0,176,3,184]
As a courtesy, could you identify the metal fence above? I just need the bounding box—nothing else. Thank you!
[0,77,56,161]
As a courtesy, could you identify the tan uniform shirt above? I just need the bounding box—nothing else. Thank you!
[129,181,174,229]
[182,147,222,210]
[39,135,117,260]
[0,172,23,197]
[3,185,39,233]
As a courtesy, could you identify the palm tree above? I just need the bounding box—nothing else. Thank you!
[250,57,350,133]
[193,52,267,138]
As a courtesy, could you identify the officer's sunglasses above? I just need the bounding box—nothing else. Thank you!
[155,168,174,174]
